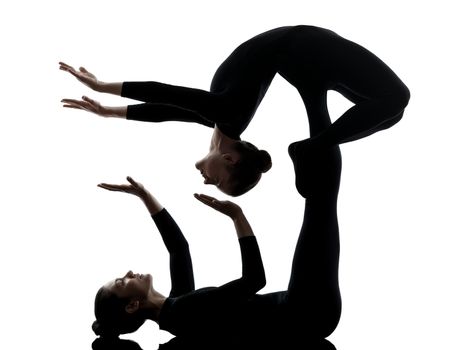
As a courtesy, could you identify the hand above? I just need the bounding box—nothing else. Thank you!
[194,193,243,220]
[61,96,110,117]
[98,176,149,200]
[59,62,101,91]
[99,177,163,215]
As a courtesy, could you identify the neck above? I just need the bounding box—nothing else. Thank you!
[143,289,167,323]
[212,126,238,152]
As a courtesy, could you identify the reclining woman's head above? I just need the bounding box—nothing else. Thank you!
[92,270,153,337]
[195,140,272,196]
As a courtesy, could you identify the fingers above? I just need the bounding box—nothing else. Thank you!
[126,176,143,191]
[194,193,215,203]
[59,62,73,69]
[81,96,99,109]
[194,193,220,209]
[81,95,97,104]
[61,98,82,106]
[61,99,87,109]
[59,62,92,80]
[59,62,74,71]
[97,183,129,192]
[61,96,98,112]
[59,62,79,77]
[196,193,218,202]
[126,176,140,187]
[98,176,142,193]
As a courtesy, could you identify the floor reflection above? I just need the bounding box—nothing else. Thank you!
[92,332,336,350]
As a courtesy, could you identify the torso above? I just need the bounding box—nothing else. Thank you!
[209,25,345,138]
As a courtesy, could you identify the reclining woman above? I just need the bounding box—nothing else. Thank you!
[60,25,410,196]
[93,159,342,342]
[93,176,263,339]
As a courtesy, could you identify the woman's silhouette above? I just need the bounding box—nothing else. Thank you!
[92,177,263,338]
[60,25,409,196]
[92,164,341,340]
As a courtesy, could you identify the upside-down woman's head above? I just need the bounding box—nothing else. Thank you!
[195,140,272,196]
[92,271,153,337]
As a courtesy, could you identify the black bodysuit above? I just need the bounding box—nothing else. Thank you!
[122,25,409,145]
[125,25,409,339]
[153,209,290,340]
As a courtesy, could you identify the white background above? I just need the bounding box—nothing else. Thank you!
[1,0,467,349]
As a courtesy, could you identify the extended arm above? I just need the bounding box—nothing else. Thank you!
[194,194,266,295]
[220,235,266,295]
[60,62,225,125]
[61,96,215,127]
[98,177,194,296]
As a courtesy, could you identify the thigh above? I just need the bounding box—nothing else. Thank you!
[328,36,408,99]
[279,26,407,99]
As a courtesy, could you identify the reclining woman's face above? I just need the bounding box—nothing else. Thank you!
[104,270,152,299]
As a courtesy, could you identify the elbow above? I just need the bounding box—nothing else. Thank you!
[257,275,267,290]
[257,268,266,289]
[245,269,266,292]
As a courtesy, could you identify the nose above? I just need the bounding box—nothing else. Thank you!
[195,160,201,170]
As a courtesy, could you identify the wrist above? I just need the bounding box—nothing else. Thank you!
[230,210,244,222]
[94,81,105,92]
[139,190,153,203]
[142,193,163,215]
[97,82,123,95]
[104,106,127,118]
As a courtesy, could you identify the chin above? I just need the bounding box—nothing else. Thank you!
[145,274,154,291]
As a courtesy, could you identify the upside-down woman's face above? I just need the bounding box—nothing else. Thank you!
[195,151,234,194]
[105,270,153,300]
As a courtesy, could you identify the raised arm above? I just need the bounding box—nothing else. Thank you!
[194,194,266,294]
[98,177,194,296]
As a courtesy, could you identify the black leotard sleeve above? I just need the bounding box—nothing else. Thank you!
[158,236,265,336]
[219,236,266,297]
[122,81,229,127]
[126,103,215,128]
[151,209,195,297]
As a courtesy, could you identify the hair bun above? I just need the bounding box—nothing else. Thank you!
[257,150,272,173]
[92,320,102,336]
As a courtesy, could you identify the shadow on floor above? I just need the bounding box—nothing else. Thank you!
[92,332,336,350]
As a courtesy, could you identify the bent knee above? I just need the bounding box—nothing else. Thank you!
[382,83,410,127]
[393,83,411,109]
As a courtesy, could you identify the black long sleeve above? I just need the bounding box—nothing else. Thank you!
[127,103,215,128]
[158,236,265,336]
[151,209,195,297]
[233,236,266,295]
[122,81,228,126]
